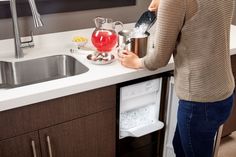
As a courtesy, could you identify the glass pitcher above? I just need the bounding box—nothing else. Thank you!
[91,17,123,53]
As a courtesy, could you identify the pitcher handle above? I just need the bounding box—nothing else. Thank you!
[114,21,123,32]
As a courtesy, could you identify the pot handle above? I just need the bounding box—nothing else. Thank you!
[114,21,123,32]
[117,39,131,53]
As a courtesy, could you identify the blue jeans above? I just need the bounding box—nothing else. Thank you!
[173,93,234,157]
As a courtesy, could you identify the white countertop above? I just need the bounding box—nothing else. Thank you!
[0,24,236,112]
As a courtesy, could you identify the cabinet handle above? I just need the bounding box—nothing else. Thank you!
[46,136,53,157]
[31,140,37,157]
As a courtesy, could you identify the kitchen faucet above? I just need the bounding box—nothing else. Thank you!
[3,0,43,58]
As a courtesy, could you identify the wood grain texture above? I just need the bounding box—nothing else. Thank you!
[0,85,116,141]
[0,131,41,157]
[39,108,116,157]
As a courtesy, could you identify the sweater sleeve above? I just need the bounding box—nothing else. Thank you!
[143,0,186,70]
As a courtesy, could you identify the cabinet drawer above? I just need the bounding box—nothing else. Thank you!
[0,85,116,140]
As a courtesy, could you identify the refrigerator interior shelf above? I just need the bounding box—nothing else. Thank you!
[120,121,164,139]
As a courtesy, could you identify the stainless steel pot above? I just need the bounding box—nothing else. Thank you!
[118,29,150,58]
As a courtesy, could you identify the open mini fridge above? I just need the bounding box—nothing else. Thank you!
[119,78,164,139]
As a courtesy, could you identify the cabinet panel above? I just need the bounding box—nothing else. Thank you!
[39,108,116,157]
[0,131,41,157]
[0,85,116,141]
[120,143,157,157]
[222,54,236,136]
[231,55,236,77]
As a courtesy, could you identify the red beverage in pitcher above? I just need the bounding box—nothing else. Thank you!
[91,29,118,52]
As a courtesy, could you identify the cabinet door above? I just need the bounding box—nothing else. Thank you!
[39,108,116,157]
[0,131,41,157]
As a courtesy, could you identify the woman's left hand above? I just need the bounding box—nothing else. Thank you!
[118,50,143,69]
[148,0,160,12]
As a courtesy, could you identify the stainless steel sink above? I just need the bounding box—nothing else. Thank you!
[0,55,89,88]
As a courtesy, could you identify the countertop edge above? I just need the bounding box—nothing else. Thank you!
[0,63,174,112]
[0,24,235,112]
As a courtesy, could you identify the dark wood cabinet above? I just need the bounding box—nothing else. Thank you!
[0,86,116,141]
[39,109,115,157]
[0,85,116,157]
[0,131,41,157]
[222,54,236,137]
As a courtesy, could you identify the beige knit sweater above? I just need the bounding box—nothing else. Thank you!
[143,0,235,102]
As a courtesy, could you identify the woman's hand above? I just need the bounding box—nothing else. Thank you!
[148,0,160,12]
[118,50,143,69]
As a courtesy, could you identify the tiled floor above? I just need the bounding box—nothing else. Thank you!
[217,131,236,157]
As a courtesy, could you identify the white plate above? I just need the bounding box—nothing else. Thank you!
[87,53,115,65]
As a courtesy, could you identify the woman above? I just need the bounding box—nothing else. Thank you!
[118,0,235,157]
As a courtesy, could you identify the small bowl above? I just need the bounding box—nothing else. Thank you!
[72,36,88,47]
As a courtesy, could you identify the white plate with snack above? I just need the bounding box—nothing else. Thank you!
[87,53,115,65]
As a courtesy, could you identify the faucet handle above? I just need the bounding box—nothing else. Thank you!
[20,31,35,48]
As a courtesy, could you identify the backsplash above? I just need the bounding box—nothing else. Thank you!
[0,0,235,40]
[0,0,136,18]
[0,0,150,40]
